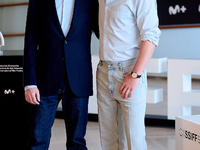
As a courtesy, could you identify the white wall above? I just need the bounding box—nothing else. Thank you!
[154,28,200,59]
[0,0,27,51]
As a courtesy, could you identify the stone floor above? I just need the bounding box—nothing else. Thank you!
[49,119,175,150]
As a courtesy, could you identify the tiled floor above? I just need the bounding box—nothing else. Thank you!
[48,76,200,150]
[49,76,200,150]
[49,119,175,150]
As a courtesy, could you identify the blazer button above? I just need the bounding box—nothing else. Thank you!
[65,40,67,44]
[62,57,65,61]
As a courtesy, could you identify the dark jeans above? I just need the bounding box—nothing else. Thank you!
[27,79,89,150]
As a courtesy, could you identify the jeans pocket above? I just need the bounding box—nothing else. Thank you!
[141,69,147,90]
[123,64,133,77]
[40,95,59,105]
[97,61,102,70]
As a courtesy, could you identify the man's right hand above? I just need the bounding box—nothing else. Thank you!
[25,87,40,105]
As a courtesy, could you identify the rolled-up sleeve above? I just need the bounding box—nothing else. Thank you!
[135,0,161,46]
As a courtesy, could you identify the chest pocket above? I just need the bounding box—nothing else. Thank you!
[108,5,134,31]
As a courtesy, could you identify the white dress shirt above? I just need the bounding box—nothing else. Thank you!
[99,0,161,61]
[25,0,75,91]
[55,0,75,37]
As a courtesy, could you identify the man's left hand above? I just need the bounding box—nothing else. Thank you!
[119,74,140,99]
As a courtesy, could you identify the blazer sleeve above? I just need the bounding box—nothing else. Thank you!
[23,0,38,87]
[91,0,99,39]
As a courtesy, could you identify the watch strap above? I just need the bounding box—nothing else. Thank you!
[131,72,141,78]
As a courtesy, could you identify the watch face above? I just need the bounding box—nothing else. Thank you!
[132,72,137,78]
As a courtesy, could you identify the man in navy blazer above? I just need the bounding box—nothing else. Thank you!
[23,0,98,149]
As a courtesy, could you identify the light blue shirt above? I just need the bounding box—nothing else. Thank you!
[25,0,75,91]
[55,0,75,37]
[99,0,161,61]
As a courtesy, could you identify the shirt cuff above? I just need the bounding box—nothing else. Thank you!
[24,85,37,91]
[141,34,160,47]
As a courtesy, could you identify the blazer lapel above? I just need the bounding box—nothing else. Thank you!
[72,0,82,18]
[67,0,80,31]
[41,0,65,37]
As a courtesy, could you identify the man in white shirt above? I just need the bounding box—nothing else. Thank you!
[24,0,98,149]
[97,0,161,149]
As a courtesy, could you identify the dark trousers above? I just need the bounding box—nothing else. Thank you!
[27,76,89,150]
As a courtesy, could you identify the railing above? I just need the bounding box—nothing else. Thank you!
[3,33,25,37]
[0,2,28,7]
[159,24,200,29]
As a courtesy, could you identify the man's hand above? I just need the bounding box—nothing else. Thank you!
[119,74,140,99]
[25,87,40,105]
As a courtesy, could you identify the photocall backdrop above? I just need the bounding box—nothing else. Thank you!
[157,0,200,28]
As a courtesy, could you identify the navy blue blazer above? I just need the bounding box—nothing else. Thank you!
[23,0,99,97]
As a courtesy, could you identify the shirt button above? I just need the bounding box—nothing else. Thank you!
[65,40,67,44]
[62,57,65,61]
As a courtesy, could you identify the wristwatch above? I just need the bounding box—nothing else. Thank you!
[131,72,141,79]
